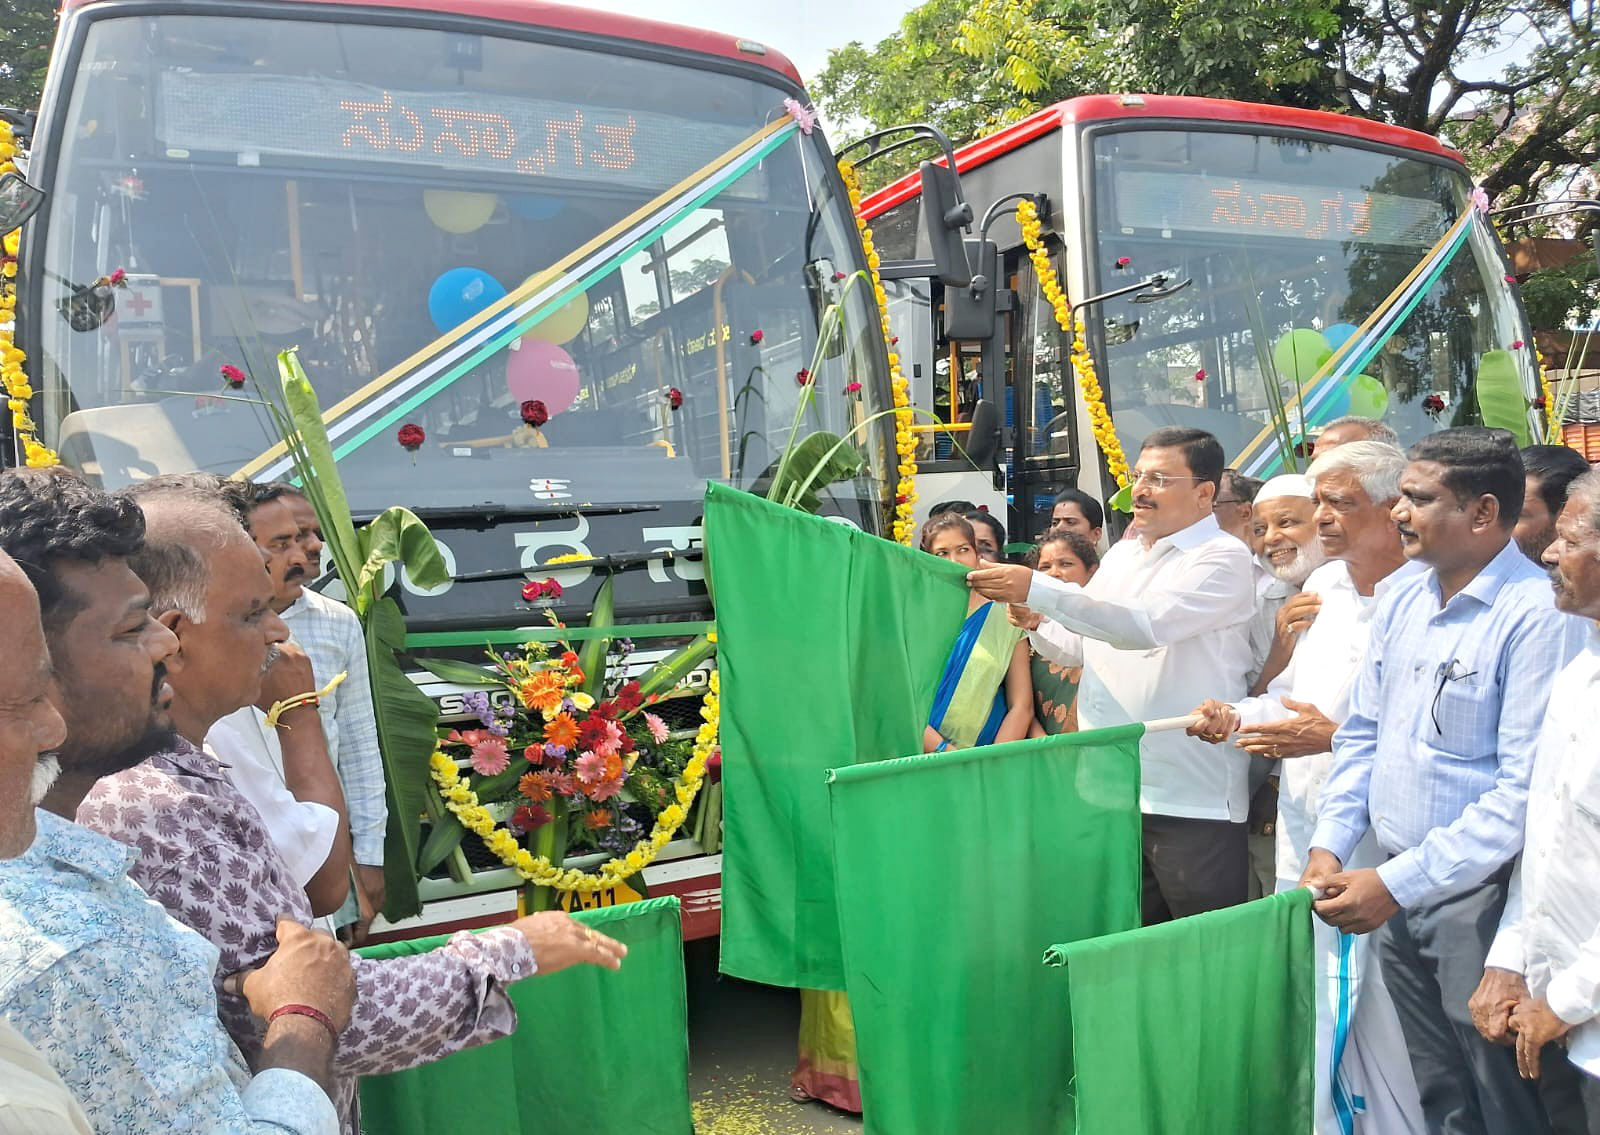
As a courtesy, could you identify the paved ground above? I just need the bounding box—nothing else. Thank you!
[686,939,863,1134]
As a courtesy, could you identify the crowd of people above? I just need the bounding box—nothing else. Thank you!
[953,419,1600,1135]
[0,469,627,1133]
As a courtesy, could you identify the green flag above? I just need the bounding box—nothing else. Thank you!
[356,896,692,1134]
[704,484,970,989]
[1046,888,1316,1133]
[827,727,1144,1135]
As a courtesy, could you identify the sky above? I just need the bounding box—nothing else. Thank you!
[576,0,922,81]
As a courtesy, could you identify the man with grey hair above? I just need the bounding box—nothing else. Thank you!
[1313,415,1401,458]
[1472,470,1600,1131]
[1191,439,1425,1134]
[75,480,626,1133]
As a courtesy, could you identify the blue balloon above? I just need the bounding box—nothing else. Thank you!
[428,267,506,333]
[1323,322,1360,352]
[509,195,564,221]
[1314,379,1352,420]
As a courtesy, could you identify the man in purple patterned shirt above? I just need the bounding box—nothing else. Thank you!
[64,476,627,1133]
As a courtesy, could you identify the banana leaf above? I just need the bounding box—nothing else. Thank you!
[767,431,865,514]
[1475,349,1533,446]
[367,596,442,920]
[417,807,469,875]
[414,657,502,687]
[357,507,450,598]
[637,633,715,700]
[577,576,615,700]
[278,350,362,602]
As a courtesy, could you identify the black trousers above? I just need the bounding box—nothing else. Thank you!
[1376,866,1551,1135]
[1541,1051,1600,1135]
[1139,813,1248,926]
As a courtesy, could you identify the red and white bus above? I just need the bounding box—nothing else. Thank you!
[19,0,926,941]
[862,94,1540,541]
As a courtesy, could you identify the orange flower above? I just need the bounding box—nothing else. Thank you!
[543,712,579,750]
[518,671,565,713]
[519,772,552,803]
[600,752,624,782]
[584,809,612,830]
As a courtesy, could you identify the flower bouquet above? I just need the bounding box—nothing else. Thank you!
[426,615,718,911]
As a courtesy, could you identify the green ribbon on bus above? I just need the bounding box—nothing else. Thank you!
[356,896,691,1135]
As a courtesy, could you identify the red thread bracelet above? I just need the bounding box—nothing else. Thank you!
[266,1003,339,1040]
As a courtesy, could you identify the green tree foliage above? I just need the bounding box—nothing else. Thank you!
[814,0,1598,219]
[0,0,56,111]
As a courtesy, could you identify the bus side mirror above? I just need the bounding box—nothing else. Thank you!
[918,161,972,288]
[0,171,45,234]
[946,239,998,341]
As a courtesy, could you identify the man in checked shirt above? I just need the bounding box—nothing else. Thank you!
[245,481,388,940]
[1304,428,1587,1134]
[65,476,626,1133]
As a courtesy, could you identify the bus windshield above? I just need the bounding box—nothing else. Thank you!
[1081,127,1530,475]
[33,11,891,526]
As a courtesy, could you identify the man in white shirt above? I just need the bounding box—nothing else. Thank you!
[248,484,389,936]
[969,426,1257,923]
[1190,440,1425,1134]
[1473,471,1600,1133]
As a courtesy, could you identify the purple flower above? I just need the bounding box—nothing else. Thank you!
[487,719,510,737]
[544,743,568,762]
[462,690,495,729]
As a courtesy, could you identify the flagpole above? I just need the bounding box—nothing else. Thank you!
[1142,714,1202,734]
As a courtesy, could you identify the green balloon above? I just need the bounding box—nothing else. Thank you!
[1347,374,1389,418]
[1273,329,1333,384]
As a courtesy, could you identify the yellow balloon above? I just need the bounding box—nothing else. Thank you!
[423,189,498,234]
[527,291,589,345]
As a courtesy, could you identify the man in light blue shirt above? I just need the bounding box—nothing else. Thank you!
[0,470,354,1134]
[1305,428,1587,1134]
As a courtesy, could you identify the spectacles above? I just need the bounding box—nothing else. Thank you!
[1130,469,1204,490]
[1431,658,1478,735]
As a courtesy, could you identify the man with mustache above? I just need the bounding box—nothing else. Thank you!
[248,482,387,937]
[969,426,1256,923]
[1304,428,1586,1133]
[73,477,625,1134]
[1190,441,1424,1133]
[1514,445,1591,566]
[0,469,356,1134]
[1472,470,1600,1132]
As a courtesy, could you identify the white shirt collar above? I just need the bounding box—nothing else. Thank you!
[1140,511,1224,553]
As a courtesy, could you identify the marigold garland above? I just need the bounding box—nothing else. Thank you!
[1016,199,1129,489]
[430,669,721,892]
[838,159,918,544]
[0,121,57,468]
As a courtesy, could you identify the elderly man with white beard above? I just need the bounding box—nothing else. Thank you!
[1189,440,1425,1135]
[1239,474,1329,895]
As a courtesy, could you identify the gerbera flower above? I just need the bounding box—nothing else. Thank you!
[512,804,551,832]
[518,671,566,714]
[469,736,509,776]
[519,771,552,803]
[576,716,610,752]
[642,711,670,743]
[587,775,623,803]
[584,809,613,830]
[546,772,577,797]
[544,712,579,750]
[575,751,608,786]
[616,680,643,713]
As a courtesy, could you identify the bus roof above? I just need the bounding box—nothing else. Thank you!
[860,94,1466,218]
[58,0,804,86]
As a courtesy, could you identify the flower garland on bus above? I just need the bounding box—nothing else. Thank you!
[1016,198,1130,491]
[0,120,58,468]
[838,158,918,544]
[429,652,721,893]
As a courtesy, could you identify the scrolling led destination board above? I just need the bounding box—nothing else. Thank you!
[1113,169,1451,248]
[156,72,761,193]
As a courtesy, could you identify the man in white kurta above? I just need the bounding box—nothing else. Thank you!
[1191,439,1425,1135]
[971,427,1257,923]
[1474,476,1600,1132]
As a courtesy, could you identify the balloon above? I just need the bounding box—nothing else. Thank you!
[525,290,589,345]
[506,338,581,415]
[1323,322,1360,352]
[1347,374,1389,418]
[423,189,498,234]
[1315,380,1352,420]
[428,267,507,333]
[510,195,564,221]
[1272,329,1333,384]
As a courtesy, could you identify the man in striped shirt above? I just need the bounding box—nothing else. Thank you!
[247,483,387,938]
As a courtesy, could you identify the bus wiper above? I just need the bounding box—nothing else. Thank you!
[388,502,662,524]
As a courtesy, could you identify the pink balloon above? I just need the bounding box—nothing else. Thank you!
[505,339,580,416]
